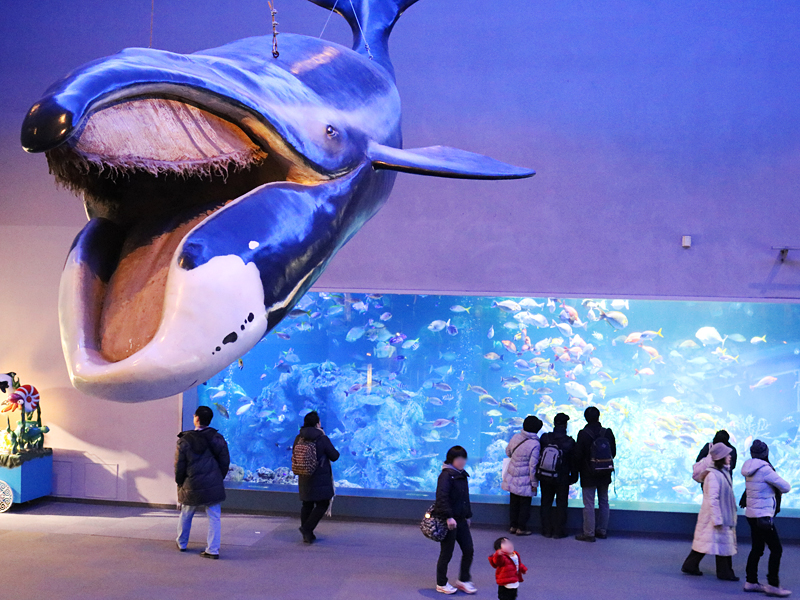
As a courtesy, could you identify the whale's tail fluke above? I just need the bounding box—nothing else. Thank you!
[309,0,420,77]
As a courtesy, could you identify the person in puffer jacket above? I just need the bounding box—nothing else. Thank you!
[741,440,792,597]
[501,415,542,536]
[488,537,528,600]
[175,406,230,558]
[682,442,739,581]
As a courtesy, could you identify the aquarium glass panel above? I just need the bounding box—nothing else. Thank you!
[197,293,800,508]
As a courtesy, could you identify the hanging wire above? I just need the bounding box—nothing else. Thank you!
[268,1,279,58]
[348,0,373,59]
[149,0,155,48]
[318,0,340,39]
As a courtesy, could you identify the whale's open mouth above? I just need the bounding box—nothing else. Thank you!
[47,97,327,363]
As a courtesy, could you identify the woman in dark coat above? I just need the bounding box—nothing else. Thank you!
[431,446,477,595]
[293,411,339,544]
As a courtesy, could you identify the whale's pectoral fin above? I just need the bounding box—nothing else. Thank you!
[368,142,535,180]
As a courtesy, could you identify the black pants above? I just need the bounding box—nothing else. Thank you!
[540,480,569,536]
[682,550,736,578]
[437,518,474,586]
[747,517,782,586]
[509,493,532,531]
[498,585,518,600]
[300,500,329,534]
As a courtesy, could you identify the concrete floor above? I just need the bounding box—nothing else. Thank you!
[0,500,797,600]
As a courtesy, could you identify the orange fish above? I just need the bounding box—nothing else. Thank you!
[635,368,655,376]
[501,340,517,353]
[625,332,642,344]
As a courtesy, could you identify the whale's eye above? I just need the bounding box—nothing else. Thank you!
[325,125,338,138]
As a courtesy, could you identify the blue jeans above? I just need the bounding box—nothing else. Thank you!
[177,503,221,554]
[581,485,609,536]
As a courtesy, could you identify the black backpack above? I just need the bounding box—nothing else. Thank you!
[588,428,614,474]
[537,436,563,480]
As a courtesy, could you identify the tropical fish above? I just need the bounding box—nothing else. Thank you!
[375,343,395,359]
[514,359,531,370]
[213,403,229,418]
[610,299,629,310]
[487,326,495,339]
[514,311,549,328]
[635,368,655,376]
[533,338,551,353]
[434,382,453,392]
[695,326,725,346]
[678,339,699,348]
[625,332,642,344]
[564,381,590,400]
[501,340,517,353]
[479,394,499,406]
[591,332,604,341]
[551,320,573,337]
[468,385,490,395]
[450,305,471,314]
[597,372,617,384]
[276,331,291,340]
[484,352,503,361]
[380,312,392,321]
[389,334,407,345]
[431,418,455,428]
[352,301,369,312]
[237,358,244,369]
[346,326,366,342]
[751,335,767,344]
[499,400,518,412]
[492,300,522,313]
[446,322,459,336]
[750,376,777,390]
[639,328,663,340]
[428,319,448,332]
[639,345,662,362]
[439,351,458,362]
[485,409,503,417]
[236,402,254,415]
[327,305,345,316]
[661,396,680,405]
[727,333,746,343]
[600,310,628,330]
[401,338,420,349]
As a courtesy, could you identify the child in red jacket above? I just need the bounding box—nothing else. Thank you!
[488,537,528,600]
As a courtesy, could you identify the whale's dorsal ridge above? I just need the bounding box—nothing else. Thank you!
[309,0,421,77]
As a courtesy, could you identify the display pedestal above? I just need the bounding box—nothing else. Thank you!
[0,448,53,505]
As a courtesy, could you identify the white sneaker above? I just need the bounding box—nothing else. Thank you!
[455,580,478,594]
[744,582,766,593]
[436,583,458,595]
[764,584,792,598]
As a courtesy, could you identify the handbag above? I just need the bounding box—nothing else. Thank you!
[420,504,449,542]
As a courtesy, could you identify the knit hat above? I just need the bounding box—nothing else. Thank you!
[713,430,731,444]
[554,412,570,426]
[523,415,543,433]
[750,439,769,460]
[709,442,733,461]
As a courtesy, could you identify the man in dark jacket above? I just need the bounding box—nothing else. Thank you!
[538,412,578,539]
[175,406,230,558]
[696,430,738,472]
[294,411,339,544]
[573,406,616,542]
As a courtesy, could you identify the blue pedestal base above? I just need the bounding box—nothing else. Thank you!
[0,452,53,504]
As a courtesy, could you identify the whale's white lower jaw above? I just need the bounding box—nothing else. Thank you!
[60,244,268,402]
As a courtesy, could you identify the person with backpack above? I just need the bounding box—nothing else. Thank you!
[175,406,231,558]
[696,430,738,474]
[501,415,543,536]
[292,411,340,544]
[741,440,792,597]
[537,412,578,539]
[573,406,616,542]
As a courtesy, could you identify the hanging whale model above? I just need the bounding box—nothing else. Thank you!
[20,0,534,401]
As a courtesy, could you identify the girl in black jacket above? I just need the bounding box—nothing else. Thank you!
[432,446,476,595]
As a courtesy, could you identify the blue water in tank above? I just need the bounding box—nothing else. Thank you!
[196,293,800,508]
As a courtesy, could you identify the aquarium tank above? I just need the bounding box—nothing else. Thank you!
[194,292,800,511]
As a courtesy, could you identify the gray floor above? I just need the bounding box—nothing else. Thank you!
[1,500,796,600]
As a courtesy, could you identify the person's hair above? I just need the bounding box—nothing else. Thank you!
[713,458,728,470]
[713,430,730,444]
[445,445,468,465]
[303,411,321,428]
[494,537,508,551]
[195,406,213,427]
[584,406,600,423]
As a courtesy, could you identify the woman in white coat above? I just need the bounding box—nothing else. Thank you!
[682,442,739,581]
[741,440,792,597]
[501,415,542,536]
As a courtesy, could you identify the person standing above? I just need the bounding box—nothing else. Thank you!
[488,536,528,600]
[293,411,339,544]
[573,406,616,542]
[537,412,578,539]
[741,440,792,597]
[696,430,738,472]
[501,415,543,536]
[175,406,231,558]
[433,446,477,595]
[682,443,739,580]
